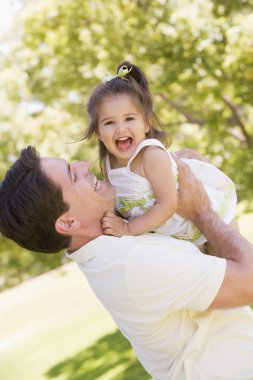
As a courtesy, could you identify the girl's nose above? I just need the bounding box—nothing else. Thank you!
[116,122,126,131]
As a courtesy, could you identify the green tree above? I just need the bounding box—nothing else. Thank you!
[1,0,253,289]
[16,0,253,198]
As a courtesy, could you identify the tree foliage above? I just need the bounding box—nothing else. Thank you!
[0,0,253,289]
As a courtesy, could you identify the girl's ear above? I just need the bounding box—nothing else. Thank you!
[96,130,102,141]
[145,124,151,133]
[55,214,81,236]
[145,114,153,133]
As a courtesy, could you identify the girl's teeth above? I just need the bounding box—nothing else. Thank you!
[116,136,132,150]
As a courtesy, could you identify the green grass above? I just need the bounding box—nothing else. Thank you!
[1,211,252,380]
[0,263,150,380]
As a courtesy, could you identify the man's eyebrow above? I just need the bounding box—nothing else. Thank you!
[67,163,72,181]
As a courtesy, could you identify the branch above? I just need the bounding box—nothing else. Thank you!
[227,128,247,145]
[222,94,252,148]
[158,93,205,126]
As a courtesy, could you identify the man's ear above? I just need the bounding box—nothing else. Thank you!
[55,214,81,235]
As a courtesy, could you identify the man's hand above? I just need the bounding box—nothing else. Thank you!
[173,156,253,310]
[102,211,130,237]
[173,154,212,222]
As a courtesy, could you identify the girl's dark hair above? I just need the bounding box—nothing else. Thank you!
[84,61,169,171]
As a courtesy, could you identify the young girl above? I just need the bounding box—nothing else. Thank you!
[84,61,237,245]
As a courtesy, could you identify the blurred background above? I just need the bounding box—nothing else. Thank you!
[0,0,253,379]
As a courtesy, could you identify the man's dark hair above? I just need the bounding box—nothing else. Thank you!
[0,146,71,253]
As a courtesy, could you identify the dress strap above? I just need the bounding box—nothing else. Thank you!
[127,139,168,169]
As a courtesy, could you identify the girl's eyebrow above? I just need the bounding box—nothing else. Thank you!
[101,112,137,123]
[100,117,112,123]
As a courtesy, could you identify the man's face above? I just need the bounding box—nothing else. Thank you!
[40,157,115,234]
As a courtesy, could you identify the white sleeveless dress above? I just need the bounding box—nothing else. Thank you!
[106,139,237,245]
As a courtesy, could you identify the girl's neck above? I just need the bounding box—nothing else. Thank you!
[109,153,128,169]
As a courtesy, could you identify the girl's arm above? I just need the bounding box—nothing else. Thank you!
[127,146,177,235]
[102,147,177,236]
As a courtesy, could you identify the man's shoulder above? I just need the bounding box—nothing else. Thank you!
[66,234,199,265]
[67,235,139,264]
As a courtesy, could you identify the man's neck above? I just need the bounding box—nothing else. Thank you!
[67,226,103,253]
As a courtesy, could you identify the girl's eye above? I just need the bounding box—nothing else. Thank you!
[104,120,113,126]
[126,117,134,121]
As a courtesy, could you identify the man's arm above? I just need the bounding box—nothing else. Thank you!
[175,155,253,309]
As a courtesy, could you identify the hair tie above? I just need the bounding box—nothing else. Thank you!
[117,65,132,78]
[102,65,132,83]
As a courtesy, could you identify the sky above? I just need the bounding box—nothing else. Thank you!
[0,0,22,34]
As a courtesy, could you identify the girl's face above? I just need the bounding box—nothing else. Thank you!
[98,94,150,167]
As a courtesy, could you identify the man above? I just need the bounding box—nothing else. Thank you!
[1,146,253,379]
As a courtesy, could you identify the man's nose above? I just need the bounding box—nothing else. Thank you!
[81,161,92,176]
[72,161,91,175]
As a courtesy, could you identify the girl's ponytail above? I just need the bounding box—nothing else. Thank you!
[117,61,149,93]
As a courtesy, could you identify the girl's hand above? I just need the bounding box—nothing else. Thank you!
[102,211,130,237]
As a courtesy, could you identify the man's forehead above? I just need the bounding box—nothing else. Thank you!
[40,156,66,169]
[40,157,70,182]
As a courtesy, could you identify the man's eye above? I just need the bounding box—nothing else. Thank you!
[72,172,77,182]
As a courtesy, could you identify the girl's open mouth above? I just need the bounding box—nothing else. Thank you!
[116,137,133,151]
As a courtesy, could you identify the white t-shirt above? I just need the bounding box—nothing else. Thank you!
[66,234,253,380]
